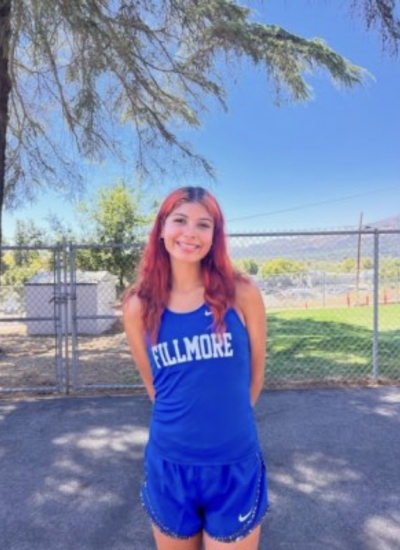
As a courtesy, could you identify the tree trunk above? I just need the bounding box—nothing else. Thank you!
[0,0,12,250]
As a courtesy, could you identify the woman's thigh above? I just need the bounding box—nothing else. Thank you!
[152,524,203,550]
[203,525,261,550]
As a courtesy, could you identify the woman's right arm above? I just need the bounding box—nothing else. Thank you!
[123,294,155,403]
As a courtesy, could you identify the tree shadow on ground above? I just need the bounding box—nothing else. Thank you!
[0,395,154,550]
[257,386,400,549]
[1,388,400,550]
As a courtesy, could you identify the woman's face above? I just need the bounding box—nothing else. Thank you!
[161,201,214,265]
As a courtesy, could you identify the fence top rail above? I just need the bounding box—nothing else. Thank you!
[0,244,61,251]
[69,242,143,250]
[228,229,400,238]
[1,230,399,250]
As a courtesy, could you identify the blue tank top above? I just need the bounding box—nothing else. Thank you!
[145,304,260,464]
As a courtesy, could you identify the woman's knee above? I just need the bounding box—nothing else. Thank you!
[152,524,203,550]
[203,525,261,550]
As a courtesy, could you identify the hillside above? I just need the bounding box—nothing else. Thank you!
[228,215,400,262]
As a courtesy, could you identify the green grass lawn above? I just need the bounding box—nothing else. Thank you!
[266,304,400,385]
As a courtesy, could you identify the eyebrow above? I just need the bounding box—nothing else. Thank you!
[172,211,213,222]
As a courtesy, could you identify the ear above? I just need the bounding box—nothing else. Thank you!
[159,219,166,240]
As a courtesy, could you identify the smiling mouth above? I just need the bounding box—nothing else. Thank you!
[177,242,199,251]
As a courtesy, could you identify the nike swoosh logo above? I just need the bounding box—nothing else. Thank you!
[238,509,253,522]
[205,310,212,316]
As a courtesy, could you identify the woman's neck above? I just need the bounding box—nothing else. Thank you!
[170,263,203,293]
[167,263,205,312]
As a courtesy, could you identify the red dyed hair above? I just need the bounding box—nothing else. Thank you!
[123,186,247,341]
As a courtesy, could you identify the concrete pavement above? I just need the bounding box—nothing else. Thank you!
[0,387,399,549]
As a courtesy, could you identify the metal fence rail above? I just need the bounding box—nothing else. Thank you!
[0,243,65,394]
[0,229,399,394]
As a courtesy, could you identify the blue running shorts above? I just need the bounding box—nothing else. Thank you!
[141,449,269,542]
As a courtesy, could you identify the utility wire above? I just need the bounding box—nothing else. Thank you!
[226,185,400,223]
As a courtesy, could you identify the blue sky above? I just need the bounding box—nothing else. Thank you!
[3,0,400,240]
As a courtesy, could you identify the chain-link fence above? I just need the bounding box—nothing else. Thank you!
[0,243,65,394]
[1,230,399,394]
[67,242,143,392]
[229,229,400,387]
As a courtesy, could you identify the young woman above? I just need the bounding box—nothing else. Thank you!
[123,186,268,550]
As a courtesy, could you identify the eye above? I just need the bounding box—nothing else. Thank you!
[199,222,212,229]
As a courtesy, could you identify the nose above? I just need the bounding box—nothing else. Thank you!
[182,222,198,237]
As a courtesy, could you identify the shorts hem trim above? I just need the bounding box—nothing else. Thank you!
[141,485,202,540]
[205,507,270,543]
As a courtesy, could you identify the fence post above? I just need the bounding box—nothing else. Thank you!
[372,229,379,380]
[54,243,64,392]
[69,242,79,392]
[61,239,71,394]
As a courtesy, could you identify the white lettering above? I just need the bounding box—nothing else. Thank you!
[223,333,233,356]
[199,334,213,358]
[157,343,169,366]
[152,346,162,369]
[162,342,177,366]
[211,333,225,357]
[152,331,234,368]
[172,339,187,363]
[183,336,201,361]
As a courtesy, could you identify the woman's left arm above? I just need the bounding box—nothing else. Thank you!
[236,279,267,406]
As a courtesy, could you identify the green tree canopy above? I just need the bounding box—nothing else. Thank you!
[342,257,357,272]
[75,181,153,289]
[1,219,49,285]
[0,0,377,245]
[349,0,400,56]
[234,258,259,275]
[261,258,306,278]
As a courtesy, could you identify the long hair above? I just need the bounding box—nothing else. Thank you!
[123,186,247,341]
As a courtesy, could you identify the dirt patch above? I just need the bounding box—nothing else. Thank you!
[0,322,142,395]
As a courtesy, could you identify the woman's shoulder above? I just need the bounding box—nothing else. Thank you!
[123,291,143,318]
[235,276,261,301]
[234,276,263,320]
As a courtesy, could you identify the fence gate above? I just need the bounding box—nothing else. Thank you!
[0,241,142,395]
[0,243,67,395]
[67,242,143,393]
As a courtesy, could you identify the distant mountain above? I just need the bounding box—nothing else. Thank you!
[370,214,400,230]
[228,214,400,262]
